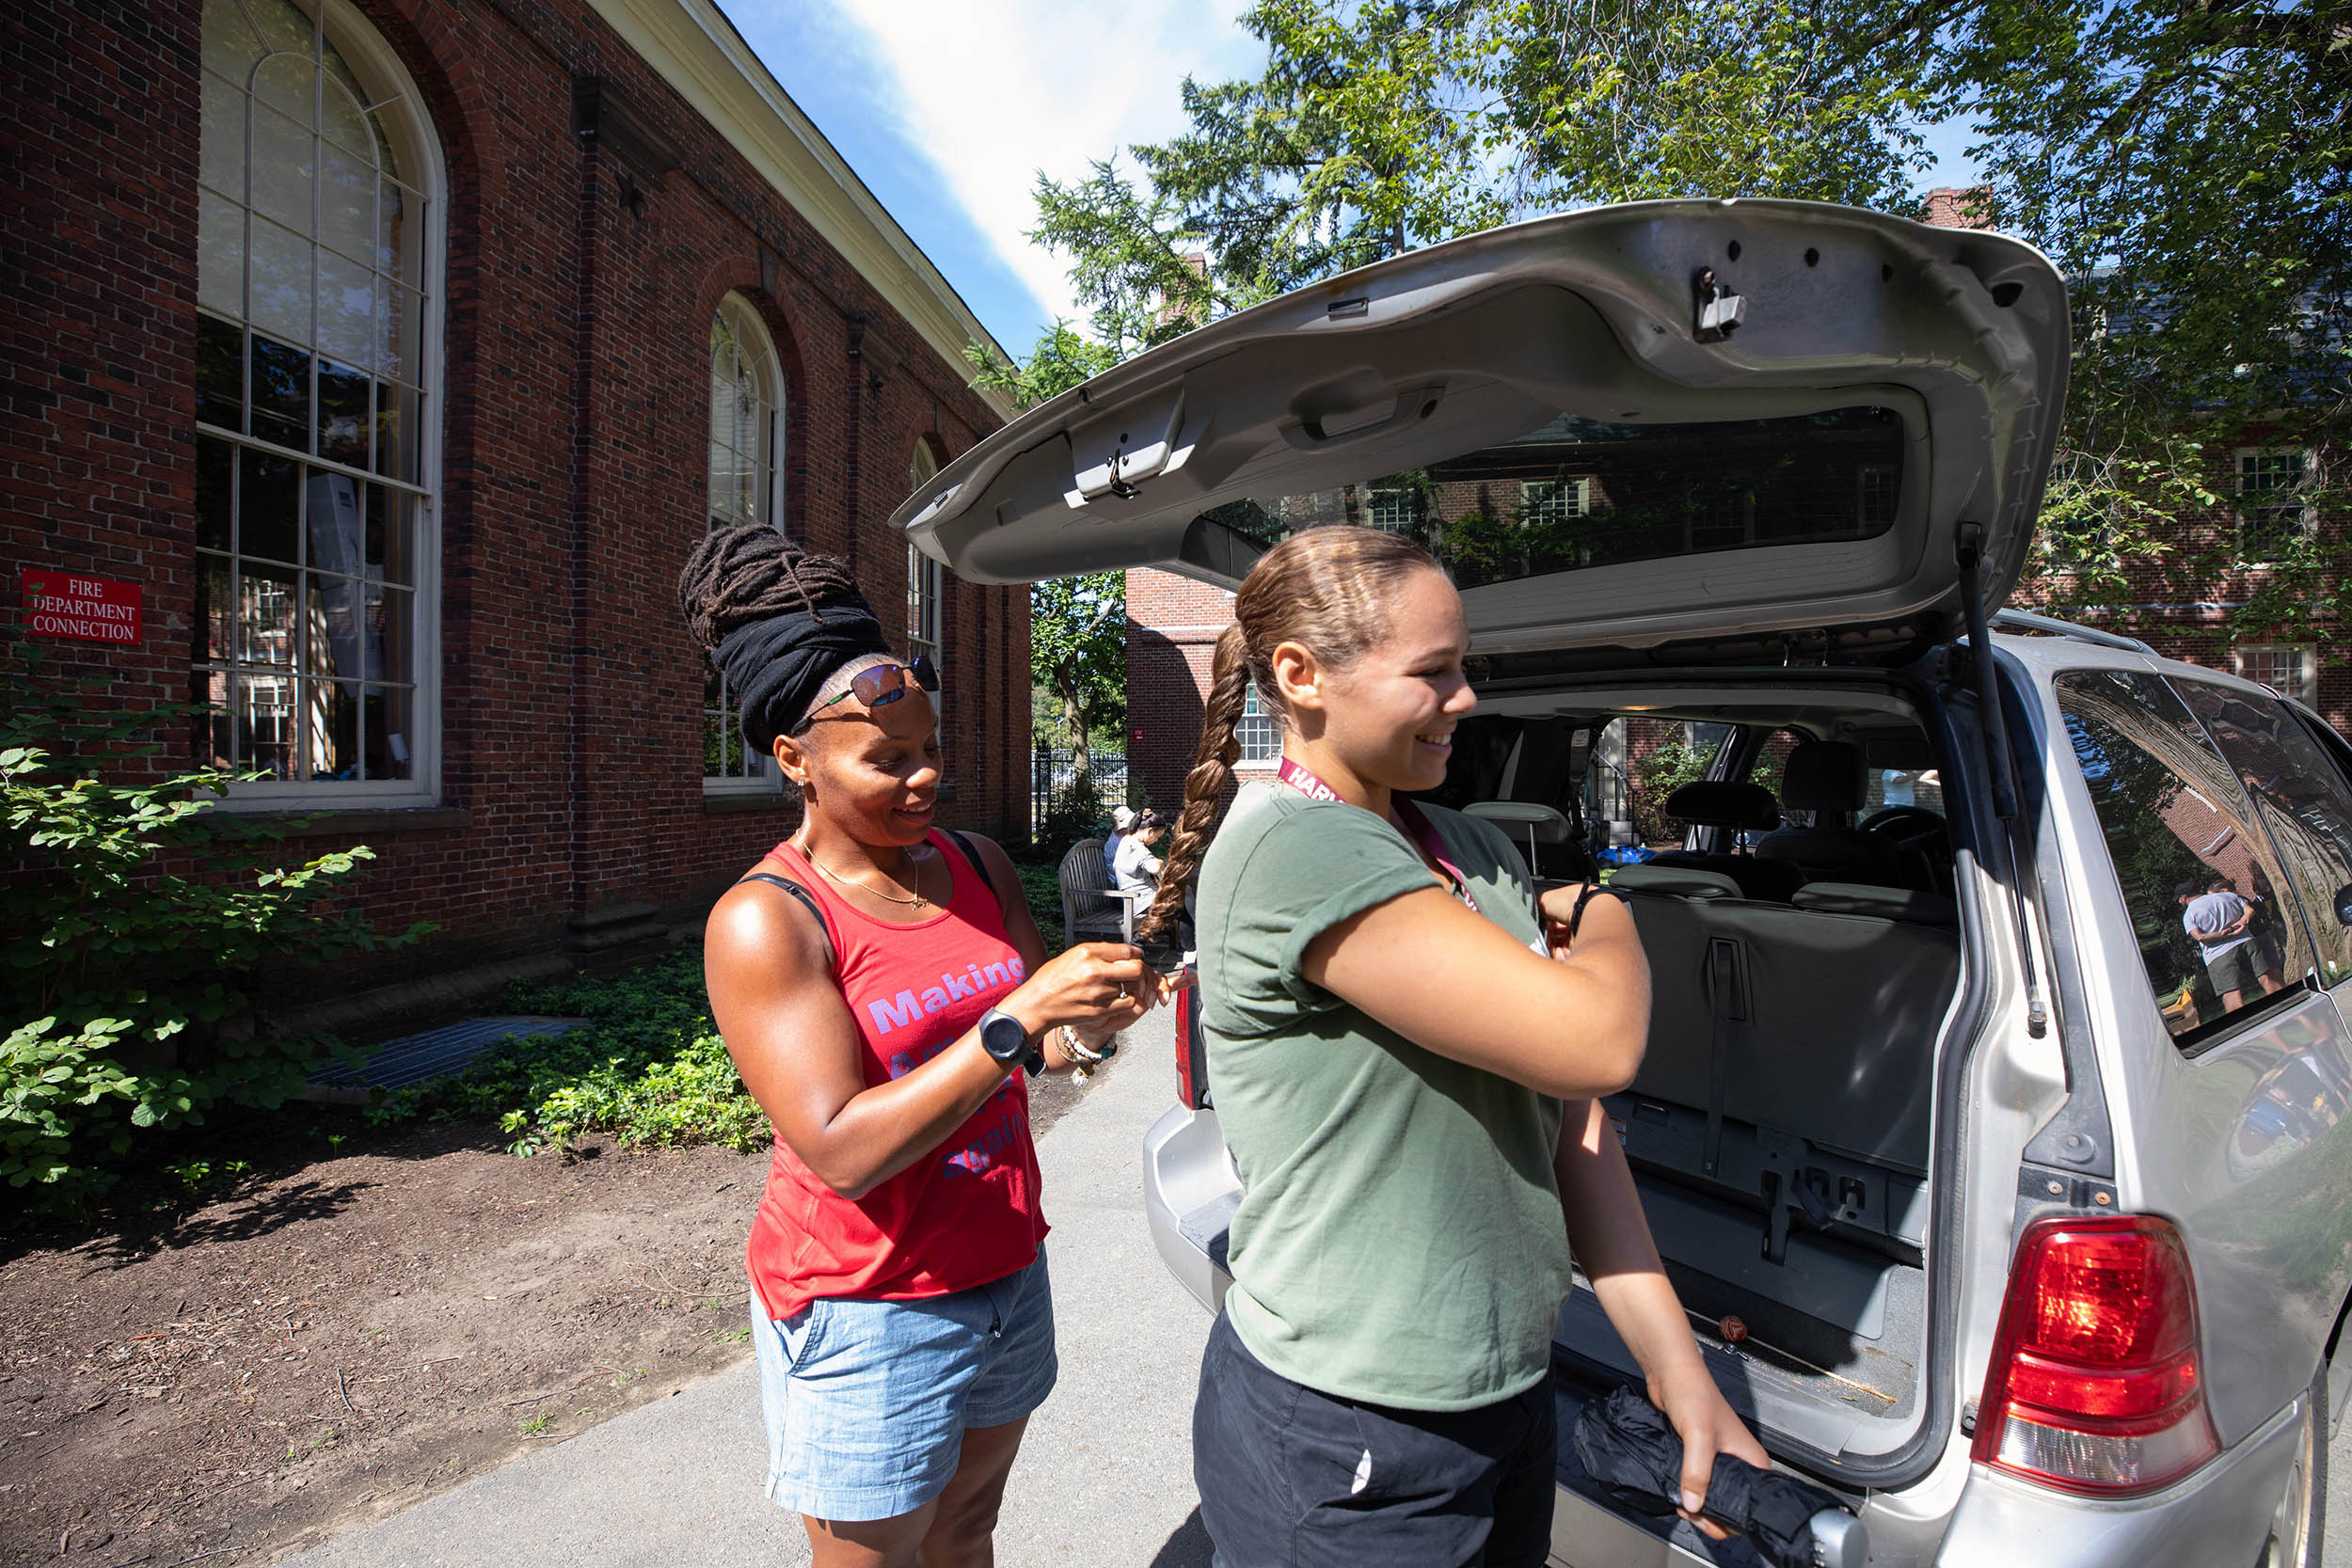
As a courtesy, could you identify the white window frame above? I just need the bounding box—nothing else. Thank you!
[1235,682,1280,767]
[1363,484,1418,533]
[2235,448,2314,564]
[2233,643,2319,709]
[703,293,789,795]
[1518,477,1588,530]
[906,441,943,668]
[200,0,447,811]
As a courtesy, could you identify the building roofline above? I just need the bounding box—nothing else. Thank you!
[587,0,1018,420]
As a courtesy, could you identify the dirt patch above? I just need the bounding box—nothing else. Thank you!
[0,1073,1107,1568]
[0,1119,771,1568]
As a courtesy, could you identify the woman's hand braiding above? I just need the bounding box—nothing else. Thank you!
[1002,942,1160,1042]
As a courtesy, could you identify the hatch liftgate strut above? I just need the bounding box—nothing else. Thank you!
[1956,523,2047,1038]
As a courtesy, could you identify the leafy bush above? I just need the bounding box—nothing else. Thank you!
[1629,739,1708,844]
[372,951,767,1156]
[3,642,424,1212]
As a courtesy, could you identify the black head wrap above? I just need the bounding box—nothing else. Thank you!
[714,600,890,752]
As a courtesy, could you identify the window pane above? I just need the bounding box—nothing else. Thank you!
[200,70,246,198]
[362,684,415,779]
[320,137,374,262]
[2057,669,2313,1047]
[249,332,309,450]
[249,94,313,231]
[245,0,314,57]
[247,214,311,344]
[200,0,264,79]
[319,68,375,162]
[368,484,417,586]
[238,559,298,667]
[239,446,299,562]
[199,189,246,318]
[374,382,420,483]
[197,314,246,430]
[377,176,414,277]
[196,558,236,665]
[316,357,368,464]
[237,672,295,779]
[190,665,236,770]
[2174,679,2352,989]
[196,434,234,549]
[298,676,360,782]
[378,280,422,385]
[316,245,373,371]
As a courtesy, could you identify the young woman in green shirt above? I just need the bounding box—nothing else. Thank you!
[1140,526,1761,1567]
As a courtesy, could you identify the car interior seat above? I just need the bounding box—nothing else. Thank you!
[1648,781,1806,902]
[1754,740,1907,888]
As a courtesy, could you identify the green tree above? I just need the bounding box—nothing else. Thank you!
[987,0,2344,651]
[1027,574,1127,772]
[1911,0,2350,635]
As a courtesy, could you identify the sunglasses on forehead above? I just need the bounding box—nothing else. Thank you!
[795,656,940,732]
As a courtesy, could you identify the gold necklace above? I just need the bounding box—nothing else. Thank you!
[798,841,928,910]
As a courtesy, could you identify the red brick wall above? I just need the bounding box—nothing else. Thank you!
[3,0,1025,987]
[1126,567,1263,814]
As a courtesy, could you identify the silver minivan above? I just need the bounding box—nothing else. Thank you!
[896,200,2352,1567]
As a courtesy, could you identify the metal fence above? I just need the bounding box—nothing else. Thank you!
[1030,744,1128,839]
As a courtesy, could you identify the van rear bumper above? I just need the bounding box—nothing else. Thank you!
[1540,1385,2304,1568]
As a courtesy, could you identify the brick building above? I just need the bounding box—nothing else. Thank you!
[1122,190,2345,818]
[5,0,1028,1026]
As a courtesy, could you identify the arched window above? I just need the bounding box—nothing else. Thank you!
[194,0,443,801]
[703,294,787,787]
[906,440,943,670]
[707,295,785,531]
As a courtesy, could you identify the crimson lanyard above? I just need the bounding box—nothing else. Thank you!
[1276,756,1480,914]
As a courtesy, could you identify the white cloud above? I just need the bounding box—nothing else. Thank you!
[818,0,1262,338]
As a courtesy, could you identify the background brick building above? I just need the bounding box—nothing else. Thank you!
[5,0,1027,1027]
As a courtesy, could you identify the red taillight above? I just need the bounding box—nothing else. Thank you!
[1173,974,1207,1109]
[1973,1214,2219,1496]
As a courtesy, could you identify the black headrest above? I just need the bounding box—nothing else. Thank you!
[1781,741,1867,813]
[1793,881,1959,925]
[1664,780,1781,831]
[1611,864,1743,900]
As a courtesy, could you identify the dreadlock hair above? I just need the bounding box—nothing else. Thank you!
[676,525,867,655]
[1137,527,1447,945]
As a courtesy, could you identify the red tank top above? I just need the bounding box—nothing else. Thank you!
[742,832,1048,1321]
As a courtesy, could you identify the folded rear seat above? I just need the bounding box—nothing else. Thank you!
[1611,865,1960,1177]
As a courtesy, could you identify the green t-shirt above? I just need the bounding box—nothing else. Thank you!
[1195,781,1574,1411]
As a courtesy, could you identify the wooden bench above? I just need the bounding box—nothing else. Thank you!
[1057,837,1148,947]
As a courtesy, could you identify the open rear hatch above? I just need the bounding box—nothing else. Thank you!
[896,198,2066,661]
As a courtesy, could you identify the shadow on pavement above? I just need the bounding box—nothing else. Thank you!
[1148,1506,1215,1567]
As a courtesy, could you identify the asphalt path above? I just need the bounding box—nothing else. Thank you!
[277,1005,1215,1568]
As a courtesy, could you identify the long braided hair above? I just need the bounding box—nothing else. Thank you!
[1137,527,1446,945]
[676,525,868,655]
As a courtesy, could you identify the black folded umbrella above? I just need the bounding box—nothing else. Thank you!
[1569,1386,1866,1568]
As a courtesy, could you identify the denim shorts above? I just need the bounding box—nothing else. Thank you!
[752,1248,1057,1522]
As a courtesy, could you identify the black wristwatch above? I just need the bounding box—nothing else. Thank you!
[977,1006,1044,1076]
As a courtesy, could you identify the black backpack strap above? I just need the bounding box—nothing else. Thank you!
[942,828,992,885]
[940,828,1019,926]
[735,871,835,973]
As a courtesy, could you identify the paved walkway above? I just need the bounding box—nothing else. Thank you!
[279,1006,1215,1567]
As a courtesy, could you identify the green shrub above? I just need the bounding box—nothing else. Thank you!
[373,951,767,1156]
[2,642,426,1212]
[1034,764,1106,860]
[1629,739,1708,844]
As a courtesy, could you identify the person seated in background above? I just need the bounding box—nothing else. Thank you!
[1112,809,1166,897]
[1105,804,1136,881]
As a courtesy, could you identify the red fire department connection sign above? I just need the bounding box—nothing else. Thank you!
[23,569,142,645]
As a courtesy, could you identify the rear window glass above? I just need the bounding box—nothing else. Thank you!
[1194,405,1906,591]
[2172,679,2352,989]
[2056,669,2316,1050]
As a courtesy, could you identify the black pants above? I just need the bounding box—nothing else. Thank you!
[1193,1311,1557,1568]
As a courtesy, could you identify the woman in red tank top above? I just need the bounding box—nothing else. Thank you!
[682,529,1160,1568]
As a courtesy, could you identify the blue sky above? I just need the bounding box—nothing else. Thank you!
[728,0,1983,359]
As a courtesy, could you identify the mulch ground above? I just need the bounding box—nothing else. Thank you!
[0,1073,1101,1568]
